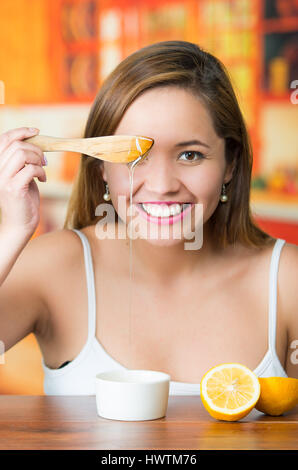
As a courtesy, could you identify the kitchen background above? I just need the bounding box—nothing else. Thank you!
[0,0,297,394]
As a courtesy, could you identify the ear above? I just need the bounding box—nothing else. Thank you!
[224,158,236,184]
[99,162,107,182]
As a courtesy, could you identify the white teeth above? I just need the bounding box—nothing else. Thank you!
[141,203,189,217]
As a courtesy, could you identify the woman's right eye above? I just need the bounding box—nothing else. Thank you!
[178,151,205,162]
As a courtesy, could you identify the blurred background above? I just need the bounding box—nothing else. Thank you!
[0,0,297,394]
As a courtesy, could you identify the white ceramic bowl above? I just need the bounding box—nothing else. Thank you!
[95,369,170,421]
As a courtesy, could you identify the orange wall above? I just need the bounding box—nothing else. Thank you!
[0,0,52,105]
[0,335,43,395]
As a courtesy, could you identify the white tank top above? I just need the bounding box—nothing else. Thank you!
[42,230,288,396]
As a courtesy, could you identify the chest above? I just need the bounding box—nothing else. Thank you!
[40,242,285,382]
[92,266,269,382]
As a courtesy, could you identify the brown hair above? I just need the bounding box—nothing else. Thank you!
[63,40,274,249]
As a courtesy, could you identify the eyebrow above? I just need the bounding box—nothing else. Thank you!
[174,139,210,149]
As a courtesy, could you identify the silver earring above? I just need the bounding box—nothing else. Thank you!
[103,182,111,201]
[220,183,228,203]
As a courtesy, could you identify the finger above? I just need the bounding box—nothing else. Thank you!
[1,149,46,180]
[12,163,47,189]
[0,140,45,171]
[0,127,39,154]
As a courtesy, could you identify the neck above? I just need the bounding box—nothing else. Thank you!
[127,222,215,284]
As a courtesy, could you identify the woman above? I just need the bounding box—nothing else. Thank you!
[0,41,297,396]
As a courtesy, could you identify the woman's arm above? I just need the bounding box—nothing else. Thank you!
[0,233,49,355]
[0,126,48,354]
[0,227,82,360]
[0,228,31,286]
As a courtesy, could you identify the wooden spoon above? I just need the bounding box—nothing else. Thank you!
[24,134,154,164]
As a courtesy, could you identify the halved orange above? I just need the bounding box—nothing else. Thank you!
[255,377,298,416]
[200,363,261,421]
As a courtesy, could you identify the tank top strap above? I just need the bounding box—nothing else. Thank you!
[268,238,286,352]
[71,229,96,340]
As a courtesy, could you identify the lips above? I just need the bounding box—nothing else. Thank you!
[137,201,191,205]
[134,202,194,226]
[137,202,192,215]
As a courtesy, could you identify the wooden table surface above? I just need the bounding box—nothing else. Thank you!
[0,395,297,450]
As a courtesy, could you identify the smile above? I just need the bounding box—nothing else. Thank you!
[135,202,194,225]
[140,202,191,217]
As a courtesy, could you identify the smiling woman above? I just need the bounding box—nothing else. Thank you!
[64,40,273,251]
[1,41,297,401]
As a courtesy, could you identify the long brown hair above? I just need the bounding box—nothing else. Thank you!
[63,40,274,249]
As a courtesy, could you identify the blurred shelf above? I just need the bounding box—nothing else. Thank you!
[251,188,298,203]
[250,189,298,222]
[262,16,298,34]
[261,92,293,103]
[37,180,73,199]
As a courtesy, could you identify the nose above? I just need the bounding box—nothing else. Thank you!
[136,151,180,195]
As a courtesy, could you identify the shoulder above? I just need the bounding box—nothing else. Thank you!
[279,240,298,263]
[26,228,85,332]
[278,241,298,376]
[27,227,83,263]
[224,239,297,300]
[10,228,82,285]
[278,241,298,319]
[278,241,298,298]
[28,224,102,277]
[280,239,298,259]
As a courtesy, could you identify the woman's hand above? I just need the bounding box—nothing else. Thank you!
[0,127,47,239]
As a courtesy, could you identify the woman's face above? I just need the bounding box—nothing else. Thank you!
[100,86,233,246]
